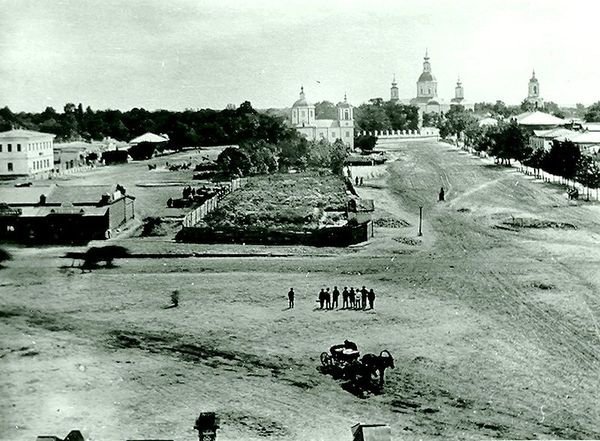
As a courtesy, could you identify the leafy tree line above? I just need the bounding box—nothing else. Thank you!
[0,101,296,148]
[354,99,419,132]
[468,120,600,190]
[216,138,350,178]
[428,104,600,191]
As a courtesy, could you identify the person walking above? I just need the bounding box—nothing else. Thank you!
[332,286,340,309]
[325,288,331,310]
[318,289,325,309]
[342,287,349,309]
[368,288,376,310]
[439,187,445,202]
[287,288,295,309]
[349,287,356,308]
[361,286,368,310]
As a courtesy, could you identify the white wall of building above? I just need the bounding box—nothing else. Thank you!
[0,131,55,177]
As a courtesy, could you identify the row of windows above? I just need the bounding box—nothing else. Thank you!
[0,141,52,153]
[33,159,51,170]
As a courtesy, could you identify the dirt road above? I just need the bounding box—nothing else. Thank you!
[1,141,599,441]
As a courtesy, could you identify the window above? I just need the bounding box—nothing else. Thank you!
[7,162,13,172]
[346,131,350,137]
[7,144,12,152]
[320,132,324,137]
[17,144,21,152]
[331,132,336,137]
[301,111,305,118]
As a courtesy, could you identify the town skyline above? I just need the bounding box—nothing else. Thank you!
[2,0,600,112]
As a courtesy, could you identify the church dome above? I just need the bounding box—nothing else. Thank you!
[418,72,436,82]
[292,86,312,108]
[292,97,310,108]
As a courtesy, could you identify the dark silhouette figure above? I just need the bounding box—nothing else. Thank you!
[325,288,331,310]
[332,286,340,309]
[318,289,325,309]
[439,187,445,201]
[361,286,368,310]
[360,177,364,186]
[288,288,295,308]
[368,288,376,309]
[171,290,180,307]
[355,176,359,186]
[342,287,349,309]
[349,288,356,308]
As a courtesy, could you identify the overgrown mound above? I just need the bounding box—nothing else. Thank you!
[500,217,577,230]
[200,172,348,231]
[375,217,410,228]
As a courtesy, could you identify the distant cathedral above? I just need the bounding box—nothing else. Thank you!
[290,86,354,148]
[525,70,544,109]
[391,50,473,115]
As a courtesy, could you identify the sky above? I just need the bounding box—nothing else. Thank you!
[1,0,599,112]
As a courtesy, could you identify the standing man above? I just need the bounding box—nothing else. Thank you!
[368,288,376,310]
[361,286,368,310]
[325,288,331,310]
[439,187,445,202]
[332,286,340,309]
[287,288,295,309]
[342,287,349,309]
[318,289,325,309]
[349,287,356,309]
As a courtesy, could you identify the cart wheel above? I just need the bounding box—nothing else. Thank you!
[320,352,332,366]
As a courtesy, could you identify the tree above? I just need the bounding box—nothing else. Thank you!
[522,147,547,176]
[543,140,581,179]
[576,156,600,199]
[384,102,419,131]
[216,147,252,177]
[544,101,566,119]
[314,101,337,120]
[584,102,600,122]
[355,101,390,131]
[354,135,378,153]
[440,105,478,140]
[487,121,530,164]
[330,139,350,175]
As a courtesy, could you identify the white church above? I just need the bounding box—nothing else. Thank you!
[290,87,355,149]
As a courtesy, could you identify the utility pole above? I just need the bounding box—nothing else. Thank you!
[418,206,423,237]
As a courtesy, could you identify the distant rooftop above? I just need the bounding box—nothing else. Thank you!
[514,111,566,126]
[129,132,169,144]
[0,129,56,139]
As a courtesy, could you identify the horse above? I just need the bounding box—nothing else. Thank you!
[360,350,395,387]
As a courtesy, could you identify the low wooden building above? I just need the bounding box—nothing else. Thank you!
[0,184,135,244]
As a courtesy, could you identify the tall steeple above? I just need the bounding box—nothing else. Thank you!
[527,69,543,110]
[452,76,464,102]
[390,74,399,103]
[416,49,437,100]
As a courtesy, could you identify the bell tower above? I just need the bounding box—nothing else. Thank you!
[390,74,399,103]
[527,69,543,109]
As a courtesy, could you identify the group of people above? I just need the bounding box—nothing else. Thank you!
[286,286,376,310]
[354,176,364,186]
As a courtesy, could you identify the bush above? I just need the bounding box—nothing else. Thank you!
[83,245,130,268]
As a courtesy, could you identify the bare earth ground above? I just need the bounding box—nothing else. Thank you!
[1,141,600,441]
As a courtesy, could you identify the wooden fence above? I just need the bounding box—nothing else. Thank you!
[182,178,246,227]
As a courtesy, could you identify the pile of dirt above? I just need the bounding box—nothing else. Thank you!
[499,217,577,230]
[393,236,422,246]
[375,217,410,228]
[141,217,181,237]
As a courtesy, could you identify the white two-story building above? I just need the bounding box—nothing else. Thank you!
[0,129,55,179]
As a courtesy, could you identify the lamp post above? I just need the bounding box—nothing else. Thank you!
[418,206,423,237]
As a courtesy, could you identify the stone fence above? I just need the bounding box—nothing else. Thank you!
[357,128,440,138]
